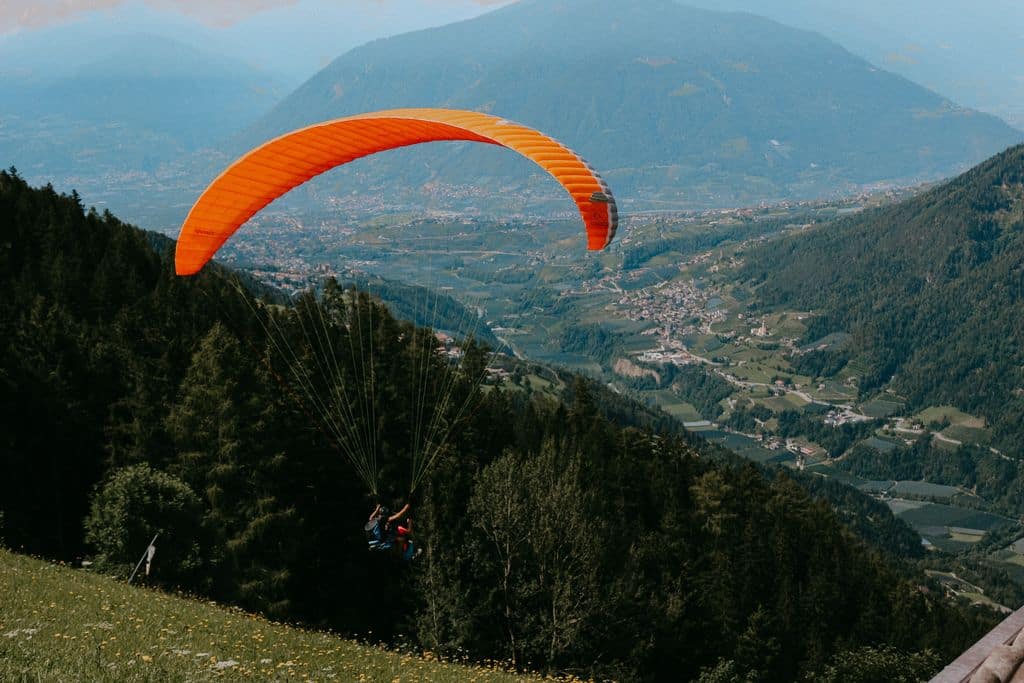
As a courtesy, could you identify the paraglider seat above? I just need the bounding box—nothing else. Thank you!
[365,518,395,552]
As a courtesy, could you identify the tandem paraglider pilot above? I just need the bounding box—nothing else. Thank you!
[366,501,420,561]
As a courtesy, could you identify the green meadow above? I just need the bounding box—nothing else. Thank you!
[0,550,568,683]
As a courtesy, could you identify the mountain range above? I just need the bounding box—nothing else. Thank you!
[2,0,1021,228]
[240,0,1022,214]
[684,0,1024,130]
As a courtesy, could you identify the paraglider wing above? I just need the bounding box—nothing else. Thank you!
[174,108,618,275]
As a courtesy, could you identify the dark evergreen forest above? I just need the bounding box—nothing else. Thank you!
[0,169,1002,681]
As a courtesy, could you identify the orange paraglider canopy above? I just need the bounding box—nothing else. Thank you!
[175,108,618,275]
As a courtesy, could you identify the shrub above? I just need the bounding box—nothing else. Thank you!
[84,464,207,587]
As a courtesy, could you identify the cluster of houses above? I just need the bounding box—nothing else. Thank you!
[433,332,465,362]
[636,348,697,366]
[823,407,873,427]
[755,434,815,457]
[617,276,718,335]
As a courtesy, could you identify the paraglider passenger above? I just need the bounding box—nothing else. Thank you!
[366,502,419,560]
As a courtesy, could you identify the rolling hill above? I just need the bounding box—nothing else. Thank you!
[241,0,1022,213]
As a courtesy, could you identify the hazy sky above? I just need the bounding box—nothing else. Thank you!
[0,0,511,31]
[0,0,516,81]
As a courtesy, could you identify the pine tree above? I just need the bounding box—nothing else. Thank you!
[165,323,300,614]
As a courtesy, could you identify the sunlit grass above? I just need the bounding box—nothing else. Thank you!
[0,549,575,682]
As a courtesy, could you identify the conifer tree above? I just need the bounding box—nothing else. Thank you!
[165,323,300,614]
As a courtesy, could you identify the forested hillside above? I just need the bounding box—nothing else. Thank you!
[0,170,1001,681]
[739,144,1024,454]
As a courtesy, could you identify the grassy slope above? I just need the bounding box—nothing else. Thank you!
[0,550,557,682]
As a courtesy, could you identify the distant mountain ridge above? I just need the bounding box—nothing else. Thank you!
[682,0,1024,130]
[739,143,1024,454]
[0,33,283,179]
[241,0,1022,212]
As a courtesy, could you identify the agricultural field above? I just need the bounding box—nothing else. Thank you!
[941,424,992,445]
[645,390,704,423]
[804,464,869,488]
[753,393,812,412]
[839,358,872,377]
[860,436,900,453]
[798,332,851,354]
[807,380,857,403]
[0,550,560,683]
[915,406,987,431]
[759,312,809,339]
[896,503,1009,532]
[728,362,789,384]
[860,398,906,419]
[890,481,963,499]
[889,502,1013,550]
[887,499,929,516]
[948,529,987,544]
[699,430,785,464]
[857,480,895,495]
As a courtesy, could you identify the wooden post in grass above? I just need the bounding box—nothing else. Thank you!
[128,532,159,584]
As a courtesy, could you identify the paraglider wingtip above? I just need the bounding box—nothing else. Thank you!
[174,253,195,276]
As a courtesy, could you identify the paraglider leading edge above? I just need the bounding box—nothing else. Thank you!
[174,108,619,276]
